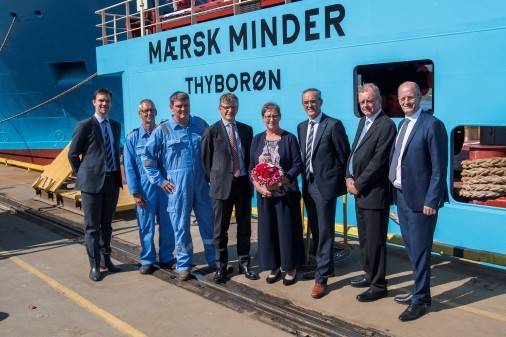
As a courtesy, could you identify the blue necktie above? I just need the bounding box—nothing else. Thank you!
[388,119,410,183]
[101,120,115,171]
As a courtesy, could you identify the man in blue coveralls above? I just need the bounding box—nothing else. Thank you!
[142,91,216,281]
[124,99,175,275]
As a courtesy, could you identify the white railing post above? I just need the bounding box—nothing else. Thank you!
[100,11,107,45]
[233,0,237,15]
[190,0,195,25]
[113,15,118,42]
[154,0,161,33]
[139,0,145,36]
[125,1,132,39]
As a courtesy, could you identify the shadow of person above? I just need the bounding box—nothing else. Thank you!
[0,312,9,322]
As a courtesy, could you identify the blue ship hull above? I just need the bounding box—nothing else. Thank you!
[0,0,123,164]
[97,0,506,261]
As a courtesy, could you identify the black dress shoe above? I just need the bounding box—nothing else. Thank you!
[356,288,388,302]
[89,267,102,282]
[282,272,297,286]
[103,255,121,273]
[350,276,370,288]
[399,303,429,321]
[139,264,157,275]
[213,267,227,284]
[266,269,282,284]
[238,264,260,280]
[158,261,175,270]
[394,292,413,305]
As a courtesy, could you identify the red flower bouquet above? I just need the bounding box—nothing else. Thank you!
[251,162,284,187]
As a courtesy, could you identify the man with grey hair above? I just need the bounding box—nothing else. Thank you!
[346,83,396,301]
[124,99,175,275]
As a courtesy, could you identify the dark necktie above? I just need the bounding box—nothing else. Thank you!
[227,123,240,177]
[305,120,315,180]
[101,120,115,172]
[388,119,410,183]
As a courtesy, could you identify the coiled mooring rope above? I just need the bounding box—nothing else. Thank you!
[459,157,506,198]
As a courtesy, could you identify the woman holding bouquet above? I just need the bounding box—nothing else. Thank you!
[250,102,305,286]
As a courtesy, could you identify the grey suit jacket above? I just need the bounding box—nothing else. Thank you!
[201,120,253,200]
[297,113,350,200]
[68,116,122,193]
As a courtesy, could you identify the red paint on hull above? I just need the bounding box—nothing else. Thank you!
[0,149,63,165]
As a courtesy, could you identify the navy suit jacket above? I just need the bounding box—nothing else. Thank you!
[297,114,350,200]
[68,116,122,193]
[392,111,448,211]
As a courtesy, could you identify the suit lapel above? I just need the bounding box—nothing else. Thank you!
[351,118,366,153]
[91,117,105,147]
[300,121,308,157]
[312,114,328,154]
[354,112,385,153]
[404,111,426,150]
[219,122,232,157]
[236,123,247,160]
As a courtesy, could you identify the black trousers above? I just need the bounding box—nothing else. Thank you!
[355,205,389,291]
[212,176,252,266]
[81,176,120,268]
[304,180,337,284]
[257,191,304,271]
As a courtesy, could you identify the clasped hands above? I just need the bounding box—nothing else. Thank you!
[256,176,289,198]
[346,178,359,195]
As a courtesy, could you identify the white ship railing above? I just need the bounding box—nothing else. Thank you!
[95,0,293,45]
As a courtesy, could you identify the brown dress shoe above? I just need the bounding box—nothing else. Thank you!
[311,282,327,299]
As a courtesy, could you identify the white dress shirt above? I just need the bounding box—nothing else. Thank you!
[393,108,422,189]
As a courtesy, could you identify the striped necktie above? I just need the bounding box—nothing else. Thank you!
[227,123,240,177]
[101,120,115,171]
[305,120,315,180]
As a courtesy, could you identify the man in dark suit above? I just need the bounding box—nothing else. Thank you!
[202,93,259,283]
[346,83,396,302]
[390,81,448,321]
[297,88,350,299]
[68,88,122,282]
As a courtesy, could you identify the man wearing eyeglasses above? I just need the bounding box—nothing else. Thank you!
[297,88,350,299]
[124,99,175,275]
[389,81,448,321]
[201,93,259,284]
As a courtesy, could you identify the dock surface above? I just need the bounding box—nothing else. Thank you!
[0,165,505,337]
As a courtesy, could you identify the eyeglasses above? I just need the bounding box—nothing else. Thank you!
[263,115,280,120]
[220,105,237,111]
[141,108,156,113]
[303,100,320,106]
[399,96,417,103]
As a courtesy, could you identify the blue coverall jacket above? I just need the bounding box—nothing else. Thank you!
[141,116,216,271]
[124,125,175,266]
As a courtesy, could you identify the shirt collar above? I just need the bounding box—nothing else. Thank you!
[94,113,108,123]
[168,115,193,129]
[221,118,236,128]
[366,109,381,124]
[309,112,323,124]
[139,124,156,138]
[406,108,422,122]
